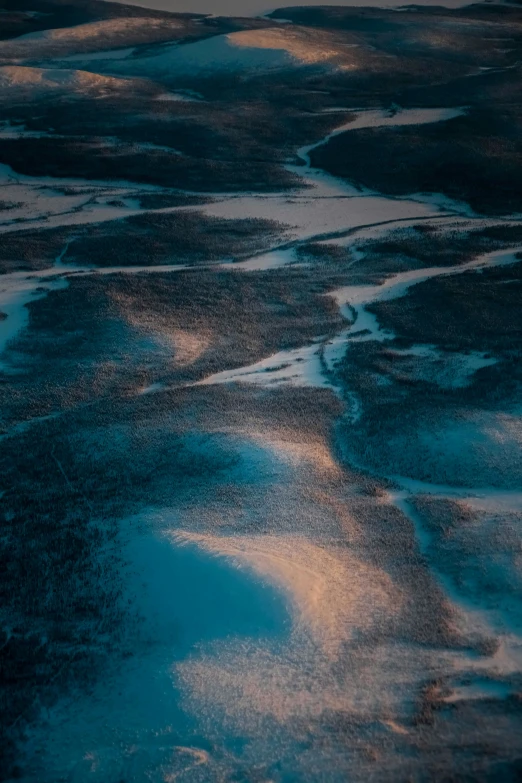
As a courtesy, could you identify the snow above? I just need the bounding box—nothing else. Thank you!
[154,90,203,101]
[196,247,520,397]
[1,103,511,399]
[0,255,200,372]
[8,18,179,45]
[25,516,289,782]
[194,235,521,411]
[61,46,137,63]
[6,89,522,777]
[388,345,497,389]
[0,196,144,234]
[390,476,522,514]
[222,247,299,271]
[444,680,513,703]
[103,0,474,14]
[113,32,300,76]
[334,106,466,132]
[296,106,467,169]
[0,107,468,242]
[177,528,396,660]
[138,381,166,395]
[0,65,130,95]
[0,18,182,63]
[197,340,332,390]
[226,26,356,66]
[0,163,164,235]
[330,247,522,338]
[105,26,366,77]
[0,267,74,370]
[203,107,469,242]
[204,189,439,245]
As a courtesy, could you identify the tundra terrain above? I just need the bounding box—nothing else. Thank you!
[1,0,522,780]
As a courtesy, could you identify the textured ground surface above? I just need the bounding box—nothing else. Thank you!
[1,0,522,780]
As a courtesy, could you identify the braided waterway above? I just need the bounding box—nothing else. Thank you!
[8,105,522,781]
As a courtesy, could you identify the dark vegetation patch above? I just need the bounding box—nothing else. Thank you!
[475,223,522,244]
[368,259,522,356]
[135,191,209,210]
[3,0,522,775]
[0,275,136,425]
[270,6,403,33]
[0,388,239,779]
[0,0,118,41]
[0,265,345,427]
[0,469,123,778]
[230,45,469,112]
[296,242,352,265]
[0,0,212,43]
[270,4,522,80]
[338,343,521,489]
[336,260,522,487]
[361,226,481,269]
[0,210,287,273]
[287,696,522,782]
[0,199,22,211]
[347,223,522,279]
[410,495,522,622]
[0,134,301,192]
[1,0,520,208]
[346,496,464,650]
[311,108,522,215]
[271,5,522,216]
[297,224,522,285]
[0,12,225,63]
[3,0,519,206]
[0,342,349,777]
[1,96,335,164]
[0,227,72,273]
[103,266,345,378]
[295,241,390,286]
[409,686,522,777]
[67,211,288,266]
[271,4,522,48]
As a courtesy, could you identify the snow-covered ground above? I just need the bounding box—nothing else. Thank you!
[387,485,522,684]
[197,337,340,390]
[296,106,467,168]
[0,17,183,61]
[109,28,343,75]
[330,246,522,330]
[0,266,73,371]
[0,105,471,371]
[0,65,134,97]
[24,514,290,782]
[5,88,522,780]
[198,244,522,395]
[203,106,471,241]
[103,0,474,14]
